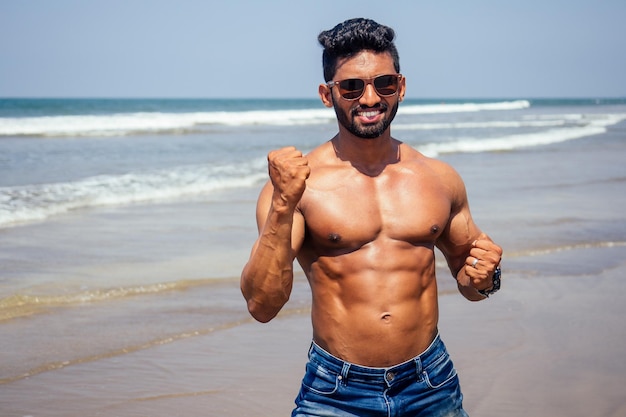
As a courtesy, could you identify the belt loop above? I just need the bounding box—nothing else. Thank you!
[340,362,350,385]
[414,356,423,375]
[308,342,314,358]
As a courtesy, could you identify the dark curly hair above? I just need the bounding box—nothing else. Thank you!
[318,18,400,82]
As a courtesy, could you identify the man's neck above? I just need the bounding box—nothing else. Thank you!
[332,131,400,176]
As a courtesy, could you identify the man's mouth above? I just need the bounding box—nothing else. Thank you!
[354,106,386,122]
[359,110,381,118]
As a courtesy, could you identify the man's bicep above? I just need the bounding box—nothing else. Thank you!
[437,203,481,274]
[291,209,306,257]
[438,166,480,253]
[447,208,479,249]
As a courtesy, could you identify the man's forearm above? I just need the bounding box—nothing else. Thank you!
[241,208,296,322]
[456,273,487,302]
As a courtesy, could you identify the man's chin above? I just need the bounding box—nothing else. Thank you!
[348,122,387,139]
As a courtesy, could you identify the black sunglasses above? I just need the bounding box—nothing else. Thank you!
[327,74,403,100]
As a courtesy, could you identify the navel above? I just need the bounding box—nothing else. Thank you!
[430,225,440,234]
[381,312,392,323]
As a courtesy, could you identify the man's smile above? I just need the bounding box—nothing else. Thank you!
[354,106,386,123]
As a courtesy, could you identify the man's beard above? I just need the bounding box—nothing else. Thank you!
[333,100,399,139]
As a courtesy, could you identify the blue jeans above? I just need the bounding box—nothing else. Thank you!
[292,334,468,417]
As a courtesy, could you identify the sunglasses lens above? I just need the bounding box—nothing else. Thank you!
[373,75,399,96]
[338,79,365,100]
[334,75,400,100]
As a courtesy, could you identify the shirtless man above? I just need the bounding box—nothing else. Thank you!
[241,18,502,416]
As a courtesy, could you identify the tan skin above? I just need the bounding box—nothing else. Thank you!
[241,50,502,367]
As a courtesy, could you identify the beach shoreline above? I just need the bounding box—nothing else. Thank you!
[2,259,626,416]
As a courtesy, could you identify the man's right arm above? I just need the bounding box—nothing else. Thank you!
[240,147,309,323]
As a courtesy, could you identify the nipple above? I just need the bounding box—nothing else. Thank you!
[328,233,341,243]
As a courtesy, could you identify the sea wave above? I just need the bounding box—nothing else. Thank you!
[0,100,529,137]
[0,277,239,322]
[394,119,566,131]
[398,99,530,114]
[416,113,626,156]
[0,109,333,137]
[0,159,267,228]
[513,241,626,258]
[0,282,184,321]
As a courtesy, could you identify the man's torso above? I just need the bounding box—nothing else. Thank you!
[295,140,455,367]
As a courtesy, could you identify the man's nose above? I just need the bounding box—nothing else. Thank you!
[359,83,382,107]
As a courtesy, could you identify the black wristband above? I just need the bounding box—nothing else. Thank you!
[478,266,501,297]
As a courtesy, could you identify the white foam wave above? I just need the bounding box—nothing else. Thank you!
[394,119,565,131]
[522,113,587,121]
[0,160,267,228]
[0,109,335,137]
[398,100,530,115]
[0,100,530,137]
[418,114,626,157]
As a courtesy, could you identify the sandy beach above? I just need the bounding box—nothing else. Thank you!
[2,259,626,416]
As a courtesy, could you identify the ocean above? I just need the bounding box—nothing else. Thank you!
[2,98,624,227]
[1,97,626,415]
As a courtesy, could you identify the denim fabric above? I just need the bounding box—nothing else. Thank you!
[292,334,468,417]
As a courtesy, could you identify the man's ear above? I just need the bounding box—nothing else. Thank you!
[319,84,334,108]
[398,76,406,102]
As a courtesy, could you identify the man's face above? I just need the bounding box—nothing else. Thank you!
[326,51,405,139]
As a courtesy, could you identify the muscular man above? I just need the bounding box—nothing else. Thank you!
[241,18,502,416]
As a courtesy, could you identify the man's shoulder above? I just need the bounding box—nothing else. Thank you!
[305,140,335,161]
[400,145,456,174]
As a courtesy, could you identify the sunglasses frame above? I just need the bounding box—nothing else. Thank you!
[327,74,403,101]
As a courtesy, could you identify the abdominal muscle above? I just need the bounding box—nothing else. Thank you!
[302,241,440,368]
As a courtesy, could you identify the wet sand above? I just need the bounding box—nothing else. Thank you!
[3,255,626,416]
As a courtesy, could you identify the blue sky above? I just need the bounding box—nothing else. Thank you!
[1,0,624,99]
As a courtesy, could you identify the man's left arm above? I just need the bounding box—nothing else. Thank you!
[435,167,503,301]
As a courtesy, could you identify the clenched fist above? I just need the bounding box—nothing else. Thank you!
[267,147,310,211]
[463,233,502,292]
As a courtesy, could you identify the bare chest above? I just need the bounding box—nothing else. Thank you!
[299,166,452,252]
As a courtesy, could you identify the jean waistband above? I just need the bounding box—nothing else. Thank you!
[308,333,445,385]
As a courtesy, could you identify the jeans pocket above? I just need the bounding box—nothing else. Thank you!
[422,351,458,389]
[301,362,340,396]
